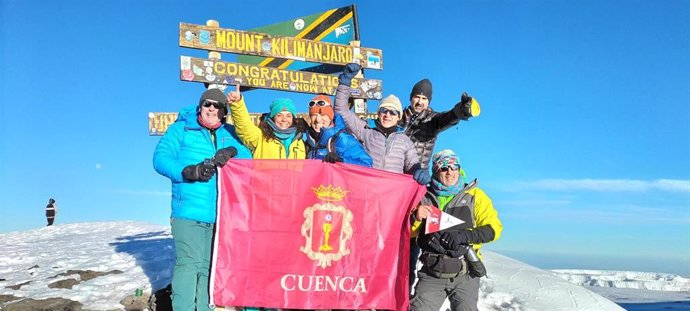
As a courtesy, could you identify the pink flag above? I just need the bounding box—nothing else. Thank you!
[211,160,426,310]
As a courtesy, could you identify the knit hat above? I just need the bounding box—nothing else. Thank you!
[432,149,461,173]
[269,98,297,118]
[378,94,403,116]
[308,95,334,120]
[198,89,228,117]
[410,78,433,102]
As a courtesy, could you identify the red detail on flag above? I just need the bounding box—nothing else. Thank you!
[211,160,426,310]
[425,205,443,234]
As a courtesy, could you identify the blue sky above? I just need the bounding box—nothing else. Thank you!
[1,0,688,276]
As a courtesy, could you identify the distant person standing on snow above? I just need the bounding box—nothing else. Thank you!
[45,198,57,226]
[153,88,251,311]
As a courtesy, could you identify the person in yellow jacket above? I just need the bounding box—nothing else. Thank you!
[410,149,502,311]
[226,85,306,159]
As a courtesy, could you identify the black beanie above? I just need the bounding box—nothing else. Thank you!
[198,89,228,118]
[410,79,433,102]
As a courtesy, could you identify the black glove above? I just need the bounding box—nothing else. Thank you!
[445,244,469,258]
[455,92,474,120]
[413,168,431,185]
[416,233,447,255]
[440,231,470,258]
[213,147,238,167]
[182,161,215,182]
[338,63,362,86]
[440,230,470,249]
[323,151,342,163]
[465,247,487,278]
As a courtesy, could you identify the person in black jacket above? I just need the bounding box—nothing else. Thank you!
[402,79,480,292]
[45,198,57,226]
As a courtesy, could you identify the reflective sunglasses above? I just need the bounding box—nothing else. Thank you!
[378,107,400,116]
[309,100,331,107]
[439,166,459,172]
[201,100,223,109]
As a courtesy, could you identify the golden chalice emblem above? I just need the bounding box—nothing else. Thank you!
[301,185,353,268]
[319,214,334,251]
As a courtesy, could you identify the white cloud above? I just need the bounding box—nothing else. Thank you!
[516,179,690,193]
[95,163,103,170]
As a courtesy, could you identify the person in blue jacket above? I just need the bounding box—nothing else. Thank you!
[305,94,373,167]
[153,88,251,311]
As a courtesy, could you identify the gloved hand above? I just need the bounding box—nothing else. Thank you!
[466,247,487,278]
[413,168,431,185]
[456,92,480,120]
[440,230,470,249]
[182,161,215,182]
[417,233,447,255]
[445,244,469,258]
[338,63,362,86]
[213,146,238,167]
[323,151,342,163]
[440,231,470,258]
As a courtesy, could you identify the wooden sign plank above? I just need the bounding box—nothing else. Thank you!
[180,56,383,99]
[179,23,383,70]
[149,112,378,136]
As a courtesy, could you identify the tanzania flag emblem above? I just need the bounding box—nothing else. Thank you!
[300,185,353,268]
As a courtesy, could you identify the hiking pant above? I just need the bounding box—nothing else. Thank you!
[46,217,54,226]
[410,269,480,311]
[171,218,214,311]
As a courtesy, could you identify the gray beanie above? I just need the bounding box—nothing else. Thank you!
[198,89,228,117]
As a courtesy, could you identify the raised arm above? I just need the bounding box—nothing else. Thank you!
[334,64,369,141]
[428,92,479,133]
[227,85,262,150]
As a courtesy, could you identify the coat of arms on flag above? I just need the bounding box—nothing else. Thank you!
[300,185,353,268]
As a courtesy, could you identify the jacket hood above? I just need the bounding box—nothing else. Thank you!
[177,105,202,129]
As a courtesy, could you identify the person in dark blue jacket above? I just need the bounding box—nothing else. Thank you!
[153,88,251,311]
[305,94,373,167]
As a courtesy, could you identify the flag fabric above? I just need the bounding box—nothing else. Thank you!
[424,205,465,234]
[210,159,426,310]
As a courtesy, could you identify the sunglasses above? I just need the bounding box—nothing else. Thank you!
[378,107,400,116]
[309,100,331,107]
[439,166,459,172]
[202,100,223,109]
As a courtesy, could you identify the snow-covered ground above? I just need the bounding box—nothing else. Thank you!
[551,269,690,292]
[551,269,690,310]
[0,221,643,310]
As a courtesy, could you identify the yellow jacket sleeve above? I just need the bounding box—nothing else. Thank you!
[469,187,503,242]
[410,210,423,238]
[229,97,263,149]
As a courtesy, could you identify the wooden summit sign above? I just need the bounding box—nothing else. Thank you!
[148,112,377,136]
[179,23,383,70]
[180,56,383,100]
